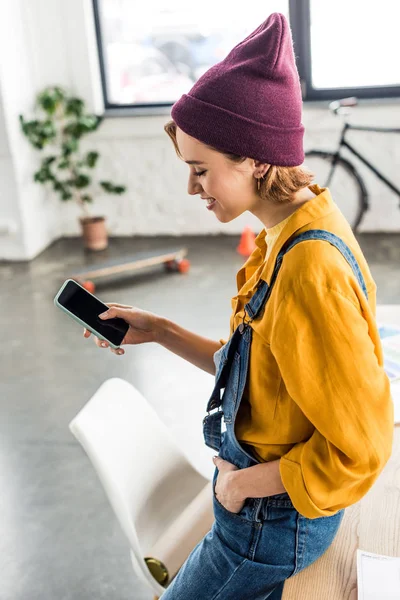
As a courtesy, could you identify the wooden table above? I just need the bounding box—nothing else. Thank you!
[283,306,400,599]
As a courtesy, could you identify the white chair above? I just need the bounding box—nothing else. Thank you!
[69,377,214,598]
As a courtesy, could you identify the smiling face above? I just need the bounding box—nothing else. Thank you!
[175,127,265,223]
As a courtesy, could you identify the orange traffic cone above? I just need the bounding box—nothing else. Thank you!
[237,226,256,257]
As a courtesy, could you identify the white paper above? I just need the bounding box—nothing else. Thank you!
[379,325,400,382]
[391,380,400,425]
[357,550,400,600]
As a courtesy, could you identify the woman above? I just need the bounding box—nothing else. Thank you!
[85,13,393,599]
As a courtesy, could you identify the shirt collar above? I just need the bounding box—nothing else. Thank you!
[260,185,338,284]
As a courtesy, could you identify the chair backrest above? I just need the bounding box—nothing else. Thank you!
[69,378,207,595]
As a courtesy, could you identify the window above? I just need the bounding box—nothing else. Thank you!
[93,0,289,108]
[93,0,400,110]
[310,0,400,89]
[291,0,400,100]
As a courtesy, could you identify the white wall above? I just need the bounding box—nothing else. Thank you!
[0,0,103,261]
[0,83,26,260]
[0,0,72,260]
[0,0,399,261]
[59,101,400,237]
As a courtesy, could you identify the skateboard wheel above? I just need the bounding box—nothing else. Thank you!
[178,258,190,274]
[165,260,177,272]
[82,280,96,293]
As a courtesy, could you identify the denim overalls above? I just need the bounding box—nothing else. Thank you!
[162,230,368,600]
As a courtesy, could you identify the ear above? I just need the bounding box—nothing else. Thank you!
[253,160,270,178]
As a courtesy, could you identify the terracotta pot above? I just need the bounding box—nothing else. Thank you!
[80,216,108,251]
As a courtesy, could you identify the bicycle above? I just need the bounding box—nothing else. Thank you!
[304,97,400,231]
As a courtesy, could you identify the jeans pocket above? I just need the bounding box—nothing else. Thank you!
[212,468,248,521]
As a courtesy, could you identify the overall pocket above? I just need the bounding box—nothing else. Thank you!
[212,467,250,523]
[211,468,256,560]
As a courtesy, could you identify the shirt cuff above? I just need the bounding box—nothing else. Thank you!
[279,454,338,519]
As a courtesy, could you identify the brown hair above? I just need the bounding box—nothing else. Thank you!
[164,120,314,204]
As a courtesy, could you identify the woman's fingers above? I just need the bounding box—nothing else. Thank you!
[99,306,132,321]
[84,302,130,352]
[111,347,125,356]
[97,339,109,348]
[91,335,125,355]
[105,302,133,309]
[94,338,124,354]
[84,327,109,348]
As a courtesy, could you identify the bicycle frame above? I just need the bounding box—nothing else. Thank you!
[329,123,400,197]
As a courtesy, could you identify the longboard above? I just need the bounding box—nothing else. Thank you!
[70,247,190,292]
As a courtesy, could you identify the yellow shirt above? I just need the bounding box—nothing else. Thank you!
[264,213,295,262]
[228,184,393,519]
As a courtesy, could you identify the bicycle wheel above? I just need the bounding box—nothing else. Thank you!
[304,151,368,231]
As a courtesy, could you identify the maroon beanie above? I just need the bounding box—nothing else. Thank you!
[171,13,304,167]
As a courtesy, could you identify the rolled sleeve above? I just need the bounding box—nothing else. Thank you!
[272,282,394,519]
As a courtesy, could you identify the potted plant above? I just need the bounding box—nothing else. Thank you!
[19,86,127,250]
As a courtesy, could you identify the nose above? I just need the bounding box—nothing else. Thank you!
[188,173,203,196]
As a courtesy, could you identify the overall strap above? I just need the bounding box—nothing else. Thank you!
[245,229,368,320]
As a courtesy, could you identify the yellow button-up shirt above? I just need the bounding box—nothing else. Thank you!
[228,185,393,519]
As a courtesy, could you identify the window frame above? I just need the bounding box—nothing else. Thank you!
[92,0,174,113]
[93,0,400,113]
[289,0,400,101]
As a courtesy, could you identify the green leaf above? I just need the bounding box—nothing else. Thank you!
[19,115,29,135]
[36,86,65,115]
[81,194,93,203]
[80,115,102,131]
[57,159,70,169]
[62,122,81,138]
[19,116,57,149]
[62,138,79,156]
[63,115,102,139]
[65,97,85,117]
[113,185,126,194]
[74,173,91,188]
[34,167,55,183]
[85,151,99,168]
[100,181,126,194]
[52,180,72,200]
[99,181,113,193]
[53,180,64,191]
[42,120,56,137]
[42,156,57,167]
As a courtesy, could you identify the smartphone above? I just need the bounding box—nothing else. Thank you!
[54,279,129,349]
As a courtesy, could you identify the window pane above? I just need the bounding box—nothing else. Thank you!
[310,0,400,89]
[97,0,289,105]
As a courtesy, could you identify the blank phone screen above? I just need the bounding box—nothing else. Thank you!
[57,280,129,347]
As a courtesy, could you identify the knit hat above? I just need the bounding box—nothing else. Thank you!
[171,13,304,167]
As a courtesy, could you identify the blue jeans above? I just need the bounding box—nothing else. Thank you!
[161,469,344,599]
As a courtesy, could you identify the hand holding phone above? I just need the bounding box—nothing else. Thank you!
[54,279,160,354]
[54,279,129,349]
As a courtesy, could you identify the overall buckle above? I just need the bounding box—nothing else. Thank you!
[203,406,222,425]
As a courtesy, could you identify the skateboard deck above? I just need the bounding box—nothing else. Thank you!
[70,247,190,292]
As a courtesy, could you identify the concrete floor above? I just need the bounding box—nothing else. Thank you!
[1,233,399,600]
